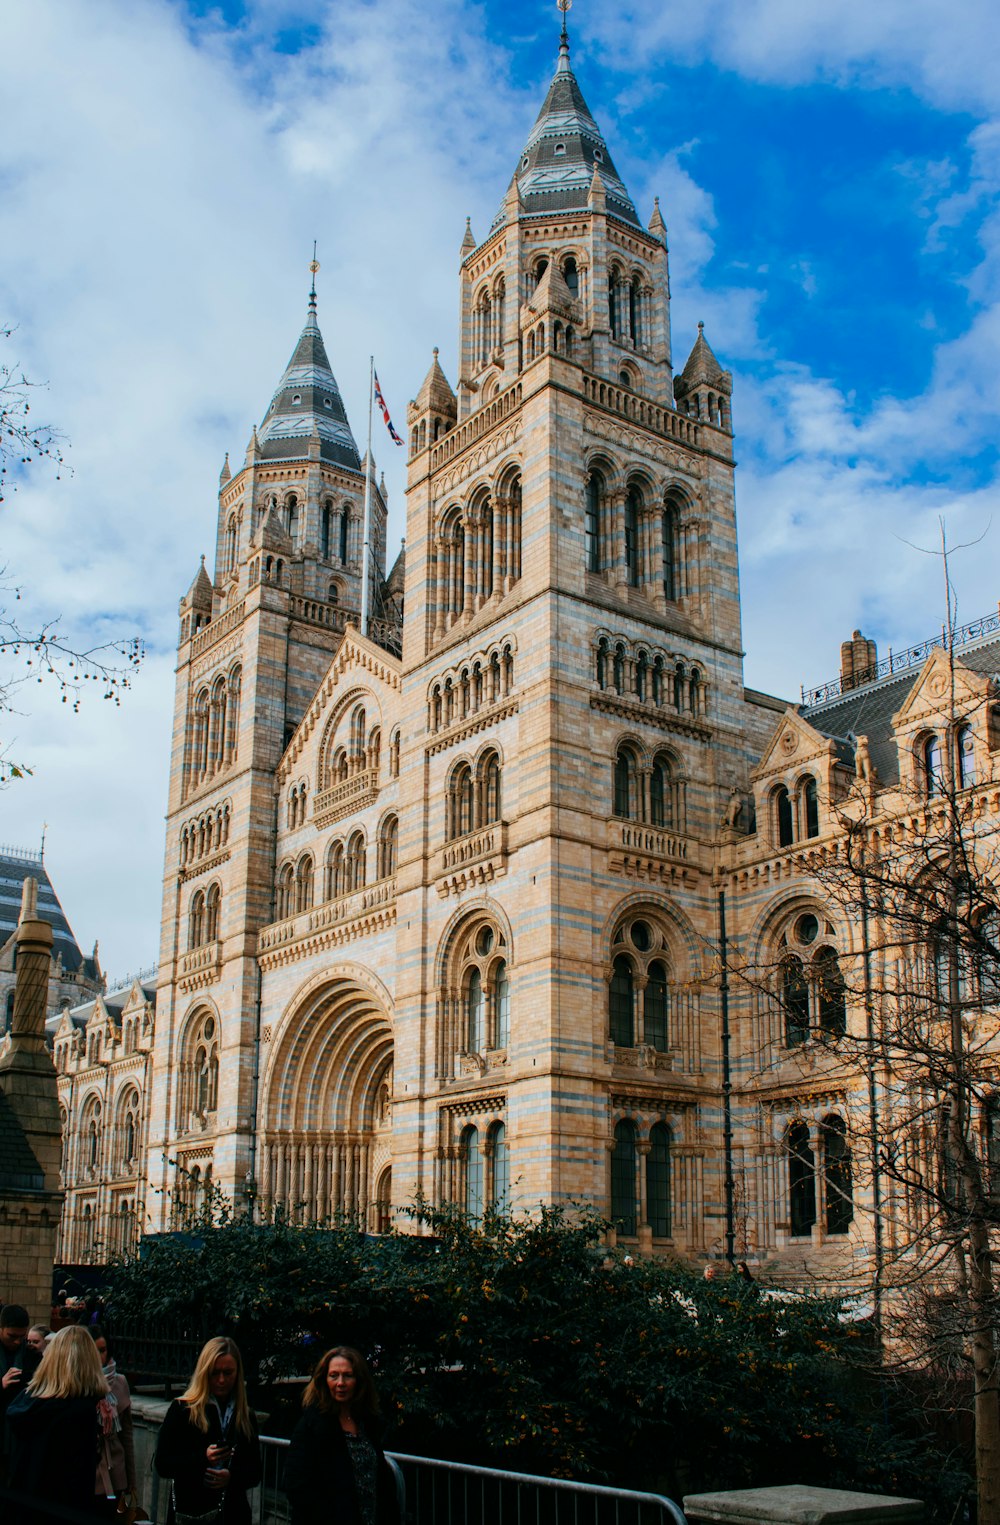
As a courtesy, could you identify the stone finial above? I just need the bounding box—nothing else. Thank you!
[461,217,477,256]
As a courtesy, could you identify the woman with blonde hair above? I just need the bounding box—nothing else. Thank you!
[7,1324,109,1524]
[155,1335,261,1524]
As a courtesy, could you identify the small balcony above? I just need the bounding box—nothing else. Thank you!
[313,768,379,828]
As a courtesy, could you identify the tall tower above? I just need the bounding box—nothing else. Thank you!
[392,19,745,1251]
[148,281,389,1223]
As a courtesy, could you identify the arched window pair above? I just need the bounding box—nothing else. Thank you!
[117,1088,141,1173]
[460,1120,509,1222]
[447,751,502,841]
[188,666,242,789]
[189,884,221,949]
[772,775,820,848]
[82,1097,103,1176]
[287,783,308,828]
[786,1116,852,1237]
[434,481,522,633]
[920,724,976,797]
[177,1011,219,1132]
[613,745,681,832]
[324,832,367,901]
[777,913,846,1046]
[608,917,672,1050]
[611,1120,672,1237]
[465,956,510,1053]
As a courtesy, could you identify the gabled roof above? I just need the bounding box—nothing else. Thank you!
[257,293,361,470]
[491,32,639,231]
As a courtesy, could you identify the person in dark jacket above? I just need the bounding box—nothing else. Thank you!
[0,1303,43,1486]
[6,1324,108,1525]
[155,1336,261,1525]
[284,1345,400,1525]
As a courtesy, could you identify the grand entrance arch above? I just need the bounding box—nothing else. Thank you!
[260,973,392,1227]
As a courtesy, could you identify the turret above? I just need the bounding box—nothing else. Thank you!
[673,323,732,431]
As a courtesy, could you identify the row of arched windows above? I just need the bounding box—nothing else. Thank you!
[323,706,400,789]
[179,801,232,867]
[188,665,241,791]
[68,1087,143,1181]
[275,817,399,918]
[473,277,505,367]
[446,751,502,841]
[608,262,651,349]
[613,744,683,832]
[320,500,355,564]
[432,475,522,635]
[596,638,707,716]
[429,645,515,732]
[772,776,820,847]
[586,473,685,600]
[188,883,221,950]
[921,724,976,796]
[786,1116,853,1237]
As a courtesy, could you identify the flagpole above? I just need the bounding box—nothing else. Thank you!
[361,355,374,640]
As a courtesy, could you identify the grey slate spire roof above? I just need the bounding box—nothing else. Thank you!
[0,848,97,979]
[492,28,639,231]
[257,289,361,470]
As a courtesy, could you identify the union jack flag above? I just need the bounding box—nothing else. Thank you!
[374,370,403,446]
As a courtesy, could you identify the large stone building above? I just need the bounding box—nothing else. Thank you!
[48,25,1000,1285]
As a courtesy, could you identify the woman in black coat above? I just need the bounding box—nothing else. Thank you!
[284,1346,400,1525]
[6,1325,108,1525]
[155,1336,261,1524]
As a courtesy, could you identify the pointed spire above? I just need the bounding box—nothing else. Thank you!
[492,15,639,231]
[219,452,231,486]
[414,347,457,415]
[648,196,667,243]
[557,0,571,72]
[181,555,213,611]
[587,162,606,212]
[257,268,361,471]
[461,217,476,256]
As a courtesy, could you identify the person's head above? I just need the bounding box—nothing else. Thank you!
[27,1326,108,1401]
[302,1346,379,1420]
[181,1337,253,1439]
[26,1326,49,1354]
[0,1305,30,1354]
[89,1325,111,1366]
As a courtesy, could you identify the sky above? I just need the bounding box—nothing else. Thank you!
[1,0,999,982]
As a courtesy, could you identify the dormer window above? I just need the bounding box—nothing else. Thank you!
[554,143,566,156]
[594,148,604,162]
[292,394,302,405]
[521,155,529,170]
[324,397,332,408]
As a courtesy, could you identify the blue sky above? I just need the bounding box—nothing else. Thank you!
[1,0,998,975]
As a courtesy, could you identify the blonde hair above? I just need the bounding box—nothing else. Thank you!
[28,1325,108,1400]
[180,1337,253,1440]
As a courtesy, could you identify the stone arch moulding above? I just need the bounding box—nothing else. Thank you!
[747,887,856,965]
[317,685,381,775]
[602,890,701,975]
[434,896,515,987]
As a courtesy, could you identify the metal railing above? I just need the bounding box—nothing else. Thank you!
[801,608,1000,708]
[250,1436,685,1525]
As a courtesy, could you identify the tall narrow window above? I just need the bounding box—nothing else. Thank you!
[957,724,976,788]
[614,746,637,819]
[483,753,502,824]
[804,777,819,839]
[782,957,809,1047]
[650,756,670,828]
[609,956,635,1046]
[320,503,331,559]
[611,1120,638,1235]
[585,475,601,573]
[338,508,349,563]
[822,1115,853,1234]
[462,1126,483,1223]
[494,961,510,1048]
[562,257,579,299]
[662,502,678,601]
[647,1122,671,1237]
[816,946,846,1037]
[625,487,641,586]
[467,969,485,1052]
[776,786,794,847]
[924,735,943,796]
[489,1121,509,1212]
[644,961,669,1051]
[787,1120,816,1237]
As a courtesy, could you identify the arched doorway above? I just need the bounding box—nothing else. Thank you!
[261,976,393,1227]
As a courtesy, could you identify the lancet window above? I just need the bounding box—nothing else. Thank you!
[436,913,512,1076]
[608,915,674,1053]
[446,750,502,841]
[774,912,847,1047]
[612,742,684,833]
[176,1010,219,1134]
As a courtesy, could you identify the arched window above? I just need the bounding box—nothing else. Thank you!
[189,890,206,950]
[449,762,474,839]
[924,734,943,796]
[494,960,510,1049]
[803,777,819,839]
[625,486,641,587]
[782,957,809,1047]
[787,1120,816,1237]
[389,728,401,778]
[816,946,846,1037]
[320,502,332,559]
[462,1126,483,1223]
[205,882,221,943]
[822,1115,853,1234]
[295,855,315,913]
[585,473,602,573]
[609,956,635,1046]
[489,1121,509,1212]
[957,724,976,788]
[611,1120,638,1235]
[378,815,398,880]
[613,745,638,819]
[775,786,794,847]
[467,968,485,1052]
[650,754,671,828]
[635,652,647,702]
[613,644,625,695]
[644,960,669,1051]
[347,831,366,893]
[647,1122,671,1237]
[562,256,579,299]
[276,862,294,920]
[482,751,502,825]
[662,499,679,602]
